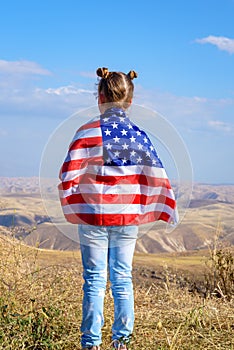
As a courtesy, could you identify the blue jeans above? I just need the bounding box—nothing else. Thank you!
[78,224,138,348]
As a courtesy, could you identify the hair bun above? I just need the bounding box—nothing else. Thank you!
[96,67,109,79]
[127,70,138,80]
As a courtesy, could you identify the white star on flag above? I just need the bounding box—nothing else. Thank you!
[111,122,118,129]
[113,136,120,143]
[121,129,128,136]
[104,129,111,136]
[122,143,129,150]
[138,143,143,150]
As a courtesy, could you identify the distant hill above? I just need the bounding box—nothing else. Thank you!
[0,177,233,253]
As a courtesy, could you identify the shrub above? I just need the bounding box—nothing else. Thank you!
[205,246,234,300]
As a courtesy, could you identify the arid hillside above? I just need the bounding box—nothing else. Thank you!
[0,177,233,252]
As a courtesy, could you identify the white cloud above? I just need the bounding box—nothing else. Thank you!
[208,120,233,133]
[44,85,94,96]
[0,81,96,118]
[133,85,234,137]
[0,75,233,139]
[195,35,234,54]
[135,85,211,120]
[0,59,51,75]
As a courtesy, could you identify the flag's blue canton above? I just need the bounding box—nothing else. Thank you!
[100,108,163,168]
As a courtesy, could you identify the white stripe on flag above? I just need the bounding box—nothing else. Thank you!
[62,202,175,216]
[72,126,101,142]
[84,164,168,178]
[59,184,175,199]
[59,167,87,182]
[69,146,103,161]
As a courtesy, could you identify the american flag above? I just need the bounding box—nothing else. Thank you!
[58,107,178,226]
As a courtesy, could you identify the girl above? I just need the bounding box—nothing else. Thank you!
[59,67,178,349]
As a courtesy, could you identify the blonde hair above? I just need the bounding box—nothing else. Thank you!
[96,67,137,108]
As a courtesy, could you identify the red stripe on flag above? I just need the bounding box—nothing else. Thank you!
[63,211,171,226]
[78,120,100,131]
[69,136,102,150]
[61,156,104,176]
[75,173,171,188]
[60,193,176,209]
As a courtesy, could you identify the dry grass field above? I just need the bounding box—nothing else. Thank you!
[0,178,233,349]
[0,233,233,350]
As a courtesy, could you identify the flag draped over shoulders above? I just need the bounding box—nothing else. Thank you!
[58,107,179,226]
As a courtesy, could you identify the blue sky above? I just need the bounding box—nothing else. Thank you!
[0,0,234,183]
